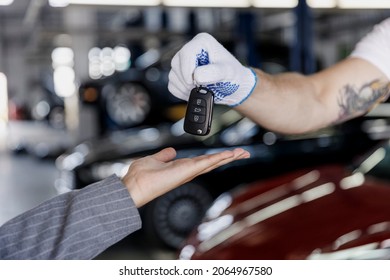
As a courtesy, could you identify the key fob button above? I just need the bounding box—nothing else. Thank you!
[191,106,206,115]
[190,114,205,123]
[195,98,206,106]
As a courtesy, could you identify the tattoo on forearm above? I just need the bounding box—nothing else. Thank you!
[337,80,390,122]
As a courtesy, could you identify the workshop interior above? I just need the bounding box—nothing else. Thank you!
[1,0,390,260]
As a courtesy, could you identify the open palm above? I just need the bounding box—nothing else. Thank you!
[122,147,250,207]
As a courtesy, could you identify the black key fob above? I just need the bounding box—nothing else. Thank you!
[184,86,214,135]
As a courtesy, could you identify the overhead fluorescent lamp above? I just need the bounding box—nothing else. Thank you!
[162,0,250,8]
[338,0,390,9]
[0,0,13,6]
[252,0,298,8]
[49,0,70,7]
[0,73,8,125]
[51,0,161,7]
[307,0,336,8]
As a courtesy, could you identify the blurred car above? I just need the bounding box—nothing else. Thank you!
[54,106,381,249]
[178,138,390,260]
[28,72,66,130]
[8,73,68,159]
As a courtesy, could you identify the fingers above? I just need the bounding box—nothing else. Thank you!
[179,45,205,86]
[188,148,250,175]
[155,147,250,182]
[200,148,250,174]
[168,70,190,101]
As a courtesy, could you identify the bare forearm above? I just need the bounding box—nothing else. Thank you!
[236,69,334,134]
[236,58,390,134]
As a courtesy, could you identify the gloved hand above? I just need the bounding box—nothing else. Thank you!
[168,33,258,107]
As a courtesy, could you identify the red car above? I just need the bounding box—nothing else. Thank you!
[179,139,390,260]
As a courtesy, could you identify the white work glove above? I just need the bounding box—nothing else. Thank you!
[168,33,257,107]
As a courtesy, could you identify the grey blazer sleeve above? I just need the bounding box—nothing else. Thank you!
[0,175,142,260]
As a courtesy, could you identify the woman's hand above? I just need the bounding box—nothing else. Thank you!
[122,147,250,207]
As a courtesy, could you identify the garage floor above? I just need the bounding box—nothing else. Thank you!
[0,121,175,260]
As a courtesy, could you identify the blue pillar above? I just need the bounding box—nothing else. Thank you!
[237,10,259,68]
[290,0,316,74]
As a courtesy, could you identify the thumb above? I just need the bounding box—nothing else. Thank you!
[194,64,228,85]
[152,147,177,162]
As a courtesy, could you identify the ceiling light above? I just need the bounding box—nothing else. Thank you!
[49,0,69,7]
[0,73,8,126]
[338,0,390,9]
[0,0,13,6]
[52,0,161,6]
[163,0,250,7]
[252,0,298,8]
[307,0,336,8]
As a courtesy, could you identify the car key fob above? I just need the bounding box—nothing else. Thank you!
[184,86,214,136]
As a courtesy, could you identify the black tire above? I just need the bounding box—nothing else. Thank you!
[143,182,213,249]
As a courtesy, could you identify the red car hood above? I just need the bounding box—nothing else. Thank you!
[179,164,390,259]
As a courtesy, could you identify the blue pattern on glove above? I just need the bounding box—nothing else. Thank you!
[195,49,240,101]
[196,49,210,66]
[208,82,239,102]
